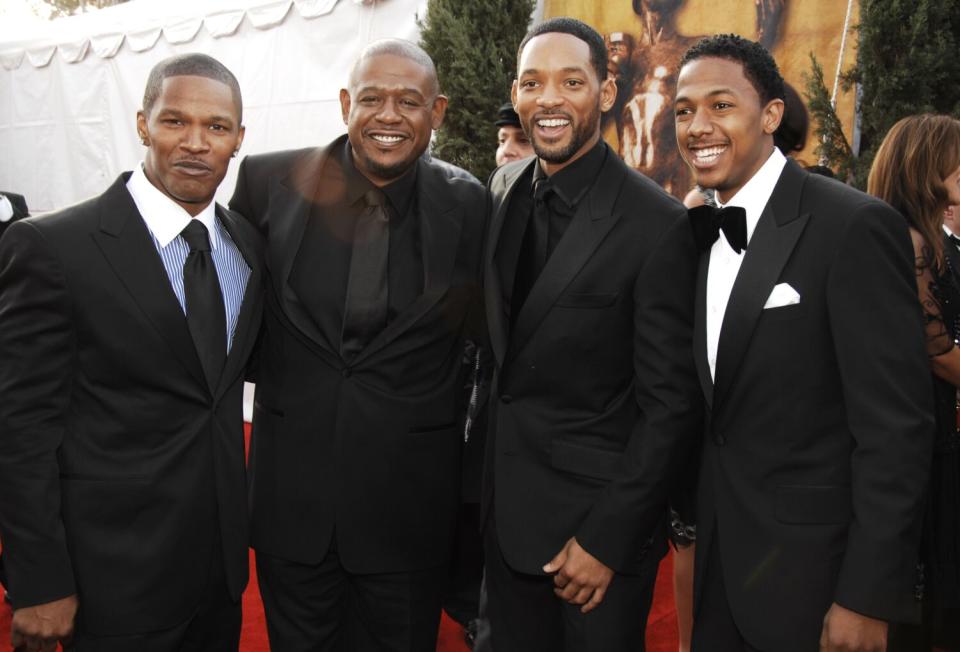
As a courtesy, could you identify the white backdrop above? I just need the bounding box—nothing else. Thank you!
[0,0,430,213]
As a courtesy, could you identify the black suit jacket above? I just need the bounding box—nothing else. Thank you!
[0,174,263,635]
[692,160,934,650]
[483,145,703,576]
[229,135,486,572]
[0,191,30,240]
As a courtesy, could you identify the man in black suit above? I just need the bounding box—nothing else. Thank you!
[0,191,29,240]
[0,53,261,651]
[674,35,934,652]
[482,17,702,652]
[228,39,486,652]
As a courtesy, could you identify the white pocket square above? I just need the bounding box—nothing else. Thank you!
[763,283,800,309]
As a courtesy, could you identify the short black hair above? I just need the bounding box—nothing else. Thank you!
[518,17,607,84]
[349,39,440,98]
[143,53,243,121]
[679,34,784,105]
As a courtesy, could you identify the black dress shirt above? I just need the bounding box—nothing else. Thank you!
[289,142,423,352]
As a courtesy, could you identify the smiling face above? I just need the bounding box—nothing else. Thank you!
[674,57,783,203]
[340,53,447,187]
[496,125,534,167]
[137,75,244,216]
[513,32,616,175]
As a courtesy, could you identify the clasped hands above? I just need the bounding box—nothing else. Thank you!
[543,537,614,614]
[10,594,77,652]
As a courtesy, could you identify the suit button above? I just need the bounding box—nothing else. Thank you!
[715,432,726,446]
[500,394,512,404]
[341,368,352,378]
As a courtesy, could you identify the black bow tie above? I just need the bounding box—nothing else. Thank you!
[688,204,748,254]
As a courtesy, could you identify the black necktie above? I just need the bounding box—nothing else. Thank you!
[512,178,553,322]
[181,219,227,388]
[688,204,748,254]
[341,189,389,361]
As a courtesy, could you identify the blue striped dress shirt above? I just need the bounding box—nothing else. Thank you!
[126,165,250,353]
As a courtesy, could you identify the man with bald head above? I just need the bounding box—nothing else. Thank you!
[229,39,487,651]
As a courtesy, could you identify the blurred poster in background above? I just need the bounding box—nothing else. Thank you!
[544,0,858,198]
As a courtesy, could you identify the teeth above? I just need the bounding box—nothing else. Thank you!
[372,134,403,143]
[691,145,726,163]
[538,118,569,128]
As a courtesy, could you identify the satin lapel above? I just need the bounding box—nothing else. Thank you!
[713,160,810,407]
[508,152,627,360]
[484,159,534,367]
[271,143,338,355]
[693,252,713,409]
[90,175,206,388]
[353,161,463,365]
[214,206,263,396]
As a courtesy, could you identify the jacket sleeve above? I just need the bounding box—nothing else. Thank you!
[828,201,934,622]
[576,208,705,573]
[0,220,77,607]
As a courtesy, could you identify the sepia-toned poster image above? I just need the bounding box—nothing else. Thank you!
[544,0,859,198]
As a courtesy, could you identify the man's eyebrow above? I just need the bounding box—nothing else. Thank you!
[675,88,738,104]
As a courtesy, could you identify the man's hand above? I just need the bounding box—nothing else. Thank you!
[11,594,78,652]
[543,537,614,613]
[819,602,887,652]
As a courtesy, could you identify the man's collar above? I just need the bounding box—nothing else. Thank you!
[342,141,418,216]
[715,147,786,245]
[534,139,608,207]
[126,163,219,249]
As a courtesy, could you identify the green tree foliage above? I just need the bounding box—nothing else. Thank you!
[846,0,960,188]
[802,54,854,181]
[419,0,535,181]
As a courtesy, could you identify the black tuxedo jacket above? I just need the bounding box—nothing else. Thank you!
[693,160,934,650]
[229,135,486,573]
[483,146,702,575]
[0,190,30,240]
[0,174,263,635]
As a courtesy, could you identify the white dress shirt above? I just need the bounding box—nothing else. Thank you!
[705,147,787,380]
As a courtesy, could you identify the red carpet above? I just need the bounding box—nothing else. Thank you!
[0,422,679,651]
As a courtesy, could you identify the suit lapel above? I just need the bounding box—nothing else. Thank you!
[508,150,627,360]
[713,160,810,406]
[90,174,207,388]
[214,205,263,396]
[693,253,713,409]
[485,159,534,368]
[352,159,463,365]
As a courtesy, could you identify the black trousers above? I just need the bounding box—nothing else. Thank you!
[484,515,660,652]
[690,531,761,652]
[71,537,241,652]
[443,503,484,626]
[256,540,446,652]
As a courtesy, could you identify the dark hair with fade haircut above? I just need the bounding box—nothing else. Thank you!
[349,39,440,98]
[679,33,785,105]
[142,53,243,121]
[517,17,607,84]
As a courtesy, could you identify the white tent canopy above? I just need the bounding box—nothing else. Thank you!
[0,0,429,212]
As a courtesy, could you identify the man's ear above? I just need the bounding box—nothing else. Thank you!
[136,110,149,146]
[510,79,519,110]
[599,76,617,113]
[761,98,784,135]
[431,94,448,130]
[339,88,351,125]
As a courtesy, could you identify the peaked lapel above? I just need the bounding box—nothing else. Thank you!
[352,158,464,366]
[269,141,339,357]
[713,160,810,407]
[214,205,263,397]
[693,252,713,409]
[484,158,536,368]
[508,148,627,360]
[90,174,207,389]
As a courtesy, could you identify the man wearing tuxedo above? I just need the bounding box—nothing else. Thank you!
[482,17,702,652]
[228,39,486,652]
[0,191,29,240]
[0,53,261,651]
[675,35,934,652]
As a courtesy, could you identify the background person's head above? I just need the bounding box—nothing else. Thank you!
[513,17,616,174]
[868,113,960,269]
[137,53,245,216]
[674,34,785,203]
[773,81,808,156]
[340,39,447,187]
[494,102,534,167]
